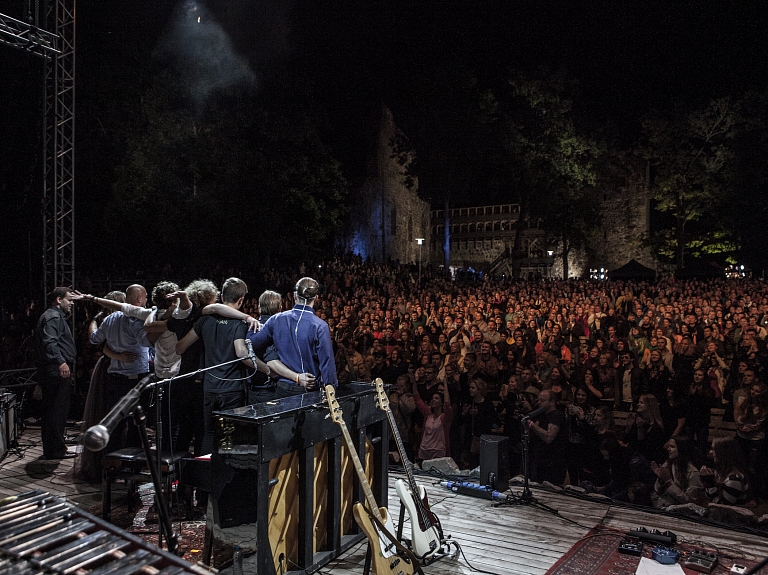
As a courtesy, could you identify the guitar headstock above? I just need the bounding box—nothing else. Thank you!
[373,378,390,412]
[325,384,344,424]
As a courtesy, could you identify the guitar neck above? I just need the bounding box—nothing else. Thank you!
[385,409,420,491]
[337,417,384,524]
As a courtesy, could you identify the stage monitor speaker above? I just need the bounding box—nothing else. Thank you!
[479,434,509,490]
[0,392,17,459]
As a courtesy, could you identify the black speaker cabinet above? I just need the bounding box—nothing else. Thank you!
[479,434,509,490]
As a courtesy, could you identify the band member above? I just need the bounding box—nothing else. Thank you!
[35,287,77,459]
[248,277,338,397]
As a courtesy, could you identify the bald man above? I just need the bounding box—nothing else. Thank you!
[89,284,153,451]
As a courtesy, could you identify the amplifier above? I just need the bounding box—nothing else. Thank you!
[0,392,17,459]
[479,434,510,490]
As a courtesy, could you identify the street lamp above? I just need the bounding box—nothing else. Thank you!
[416,238,425,282]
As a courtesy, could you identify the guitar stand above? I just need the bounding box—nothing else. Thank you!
[360,507,425,575]
[394,504,454,567]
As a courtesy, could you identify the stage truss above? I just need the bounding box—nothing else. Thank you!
[1,0,75,297]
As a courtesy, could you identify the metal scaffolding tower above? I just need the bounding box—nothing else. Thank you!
[0,0,75,297]
[43,0,76,295]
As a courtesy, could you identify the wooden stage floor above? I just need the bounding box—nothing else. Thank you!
[2,425,767,574]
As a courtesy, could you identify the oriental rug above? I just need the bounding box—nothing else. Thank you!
[545,524,762,575]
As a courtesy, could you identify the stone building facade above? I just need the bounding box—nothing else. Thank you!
[589,159,654,273]
[429,164,653,279]
[343,108,651,278]
[341,106,431,265]
[429,204,555,278]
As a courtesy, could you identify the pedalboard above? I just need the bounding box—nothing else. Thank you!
[618,536,643,557]
[652,546,680,565]
[682,550,718,573]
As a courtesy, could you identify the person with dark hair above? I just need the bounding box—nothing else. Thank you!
[414,377,452,462]
[659,383,687,440]
[242,290,283,403]
[498,374,532,476]
[615,352,643,411]
[650,436,704,509]
[247,276,338,398]
[389,374,416,462]
[565,386,595,485]
[166,279,219,455]
[528,389,567,486]
[176,277,264,455]
[35,287,77,459]
[733,381,767,502]
[592,435,631,499]
[581,368,603,406]
[462,378,496,468]
[683,369,714,463]
[700,437,749,505]
[624,394,666,459]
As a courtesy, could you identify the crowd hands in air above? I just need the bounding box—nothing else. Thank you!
[16,254,768,514]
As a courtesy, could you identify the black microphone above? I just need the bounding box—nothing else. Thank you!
[83,374,154,452]
[522,405,547,421]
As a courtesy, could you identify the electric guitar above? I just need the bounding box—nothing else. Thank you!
[373,379,444,559]
[325,385,421,575]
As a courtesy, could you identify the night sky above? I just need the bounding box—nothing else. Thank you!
[2,1,767,288]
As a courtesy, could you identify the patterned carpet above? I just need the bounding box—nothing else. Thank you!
[545,524,763,575]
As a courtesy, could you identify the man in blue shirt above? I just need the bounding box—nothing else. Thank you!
[90,284,154,450]
[248,277,338,398]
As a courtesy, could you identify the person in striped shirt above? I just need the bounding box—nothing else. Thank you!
[700,437,749,506]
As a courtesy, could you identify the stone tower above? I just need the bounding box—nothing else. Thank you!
[342,106,430,264]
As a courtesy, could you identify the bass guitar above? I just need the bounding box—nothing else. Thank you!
[324,385,422,575]
[373,379,444,560]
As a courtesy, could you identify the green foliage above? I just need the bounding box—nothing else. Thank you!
[640,97,739,269]
[103,66,349,271]
[499,72,601,277]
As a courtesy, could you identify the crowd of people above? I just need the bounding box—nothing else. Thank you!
[26,254,768,513]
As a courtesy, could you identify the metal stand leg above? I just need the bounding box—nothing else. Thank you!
[363,543,372,575]
[133,405,179,555]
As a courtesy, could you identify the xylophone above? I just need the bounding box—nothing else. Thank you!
[0,490,209,575]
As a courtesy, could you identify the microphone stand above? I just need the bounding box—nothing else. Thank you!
[133,403,179,555]
[88,354,255,556]
[494,414,582,527]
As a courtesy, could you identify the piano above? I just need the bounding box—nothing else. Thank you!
[203,382,389,574]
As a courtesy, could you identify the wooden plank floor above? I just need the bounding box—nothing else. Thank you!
[325,473,768,575]
[2,426,767,574]
[0,421,104,509]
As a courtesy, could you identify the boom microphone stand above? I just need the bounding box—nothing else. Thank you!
[85,355,256,555]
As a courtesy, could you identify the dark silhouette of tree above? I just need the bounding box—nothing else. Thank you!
[497,72,600,278]
[640,98,739,270]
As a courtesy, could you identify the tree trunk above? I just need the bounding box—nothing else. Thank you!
[676,217,686,271]
[562,234,570,279]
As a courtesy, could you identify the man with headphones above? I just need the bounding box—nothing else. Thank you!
[247,277,338,398]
